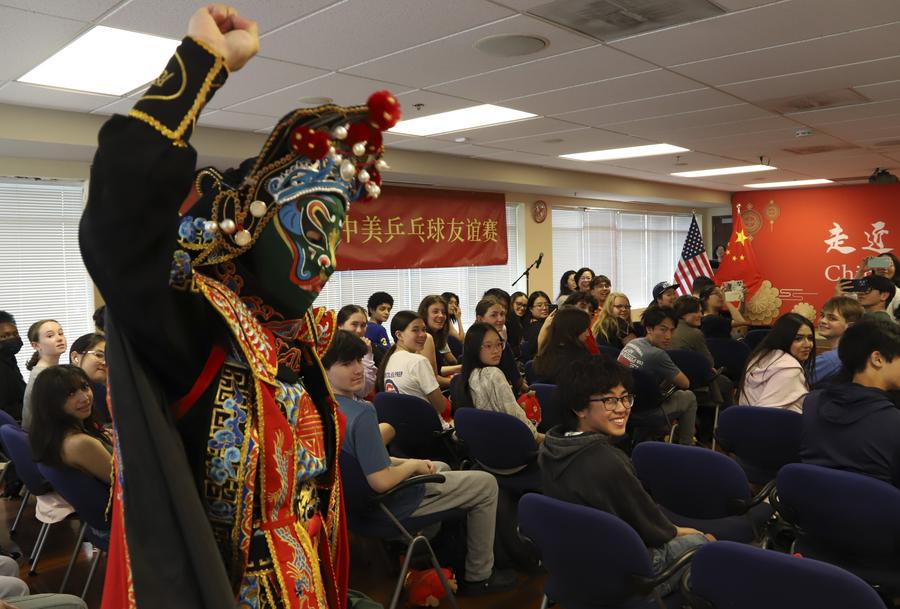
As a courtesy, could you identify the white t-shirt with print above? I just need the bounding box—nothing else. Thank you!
[382,350,439,401]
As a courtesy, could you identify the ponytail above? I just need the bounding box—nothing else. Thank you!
[374,310,422,391]
[375,344,399,392]
[26,351,40,371]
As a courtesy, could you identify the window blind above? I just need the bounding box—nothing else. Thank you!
[316,203,522,326]
[0,180,94,373]
[552,207,692,308]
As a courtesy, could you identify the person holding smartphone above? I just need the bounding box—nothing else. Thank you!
[838,253,900,318]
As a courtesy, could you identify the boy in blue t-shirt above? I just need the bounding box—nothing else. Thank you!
[365,291,393,355]
[323,330,515,595]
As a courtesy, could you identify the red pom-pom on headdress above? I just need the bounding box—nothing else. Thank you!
[290,127,331,161]
[346,122,385,155]
[367,90,402,131]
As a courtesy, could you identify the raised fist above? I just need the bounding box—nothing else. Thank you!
[188,4,259,71]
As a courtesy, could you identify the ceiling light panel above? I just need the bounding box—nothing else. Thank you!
[671,164,778,177]
[560,143,689,161]
[745,179,833,188]
[18,26,179,96]
[389,104,537,136]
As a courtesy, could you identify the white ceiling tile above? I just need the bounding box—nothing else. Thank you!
[210,58,328,111]
[788,99,900,126]
[488,0,549,11]
[502,69,703,116]
[487,127,651,156]
[601,104,772,140]
[720,56,900,102]
[602,151,749,173]
[855,79,900,102]
[0,7,86,81]
[430,117,583,144]
[259,0,514,71]
[102,0,343,38]
[557,89,744,127]
[386,137,463,152]
[0,0,118,21]
[198,110,276,131]
[395,90,481,116]
[666,116,800,142]
[345,14,594,88]
[429,45,654,102]
[711,0,784,9]
[610,0,900,67]
[0,81,113,112]
[671,21,900,86]
[227,72,413,117]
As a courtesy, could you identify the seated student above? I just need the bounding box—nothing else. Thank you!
[441,291,466,348]
[0,552,86,608]
[594,292,637,350]
[418,295,462,389]
[618,307,698,445]
[68,333,110,426]
[510,291,528,325]
[562,292,601,355]
[691,276,715,297]
[648,282,678,310]
[539,358,713,598]
[812,296,864,385]
[698,285,750,339]
[376,311,448,418]
[842,275,896,322]
[365,291,394,355]
[337,304,376,398]
[533,308,594,385]
[590,275,612,311]
[30,365,112,483]
[521,290,551,359]
[738,313,814,413]
[0,311,25,420]
[801,319,900,487]
[483,288,522,360]
[556,269,577,306]
[672,296,732,410]
[453,322,542,442]
[326,330,515,594]
[22,319,67,431]
[475,297,527,395]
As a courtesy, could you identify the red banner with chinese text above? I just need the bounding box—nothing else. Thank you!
[730,183,900,324]
[337,186,507,270]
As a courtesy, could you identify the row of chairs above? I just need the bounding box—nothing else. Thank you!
[520,491,889,609]
[0,413,109,599]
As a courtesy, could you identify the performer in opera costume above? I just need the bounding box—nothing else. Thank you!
[79,6,400,608]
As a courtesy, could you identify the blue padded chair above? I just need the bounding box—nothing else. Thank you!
[667,349,722,447]
[684,541,887,609]
[0,410,18,430]
[37,464,110,598]
[705,337,750,382]
[531,383,560,434]
[775,463,900,594]
[523,360,536,384]
[631,442,772,543]
[453,409,540,493]
[519,493,697,609]
[0,424,62,573]
[373,392,458,465]
[743,328,769,351]
[340,450,462,609]
[715,406,802,484]
[598,344,621,359]
[627,368,675,445]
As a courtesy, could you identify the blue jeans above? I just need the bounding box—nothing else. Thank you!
[648,534,709,597]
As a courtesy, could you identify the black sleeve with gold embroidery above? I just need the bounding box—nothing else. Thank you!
[130,36,228,147]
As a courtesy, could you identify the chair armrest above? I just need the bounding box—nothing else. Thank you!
[629,544,700,595]
[749,479,776,507]
[432,427,455,440]
[725,479,776,515]
[373,474,446,503]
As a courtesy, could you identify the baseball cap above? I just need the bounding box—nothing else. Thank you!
[653,281,677,300]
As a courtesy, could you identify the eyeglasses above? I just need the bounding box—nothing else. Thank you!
[590,394,635,412]
[85,350,106,362]
[67,382,91,397]
[532,302,550,309]
[481,340,505,351]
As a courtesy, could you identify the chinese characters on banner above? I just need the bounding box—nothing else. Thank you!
[732,183,900,321]
[337,186,508,271]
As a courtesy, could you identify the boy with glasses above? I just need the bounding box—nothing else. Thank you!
[539,358,713,597]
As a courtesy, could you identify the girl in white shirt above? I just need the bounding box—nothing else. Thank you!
[376,310,446,417]
[22,319,67,430]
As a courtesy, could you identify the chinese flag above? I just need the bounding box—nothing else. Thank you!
[715,209,764,300]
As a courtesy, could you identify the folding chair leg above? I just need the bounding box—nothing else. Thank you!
[420,536,460,609]
[29,522,48,562]
[60,522,87,593]
[539,595,549,609]
[29,522,52,575]
[711,405,721,451]
[388,535,460,609]
[10,490,30,535]
[80,547,103,599]
[667,422,678,444]
[388,541,418,609]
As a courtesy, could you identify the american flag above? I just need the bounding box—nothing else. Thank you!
[674,215,714,295]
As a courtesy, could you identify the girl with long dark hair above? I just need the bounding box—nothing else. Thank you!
[69,332,111,426]
[521,291,551,359]
[533,308,593,384]
[738,313,815,413]
[418,295,462,389]
[557,270,576,305]
[453,323,542,441]
[441,291,466,344]
[30,365,112,483]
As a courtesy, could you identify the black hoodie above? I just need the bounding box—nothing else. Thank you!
[538,427,676,548]
[800,383,900,487]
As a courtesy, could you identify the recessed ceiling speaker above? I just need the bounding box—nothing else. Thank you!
[475,34,548,57]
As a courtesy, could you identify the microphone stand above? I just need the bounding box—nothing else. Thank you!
[512,253,542,295]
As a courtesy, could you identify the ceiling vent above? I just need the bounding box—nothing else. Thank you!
[528,0,725,41]
[782,144,859,155]
[758,89,869,115]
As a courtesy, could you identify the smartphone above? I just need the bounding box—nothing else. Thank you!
[548,304,559,314]
[841,278,870,293]
[867,256,891,269]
